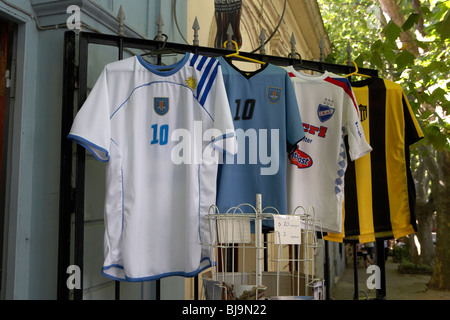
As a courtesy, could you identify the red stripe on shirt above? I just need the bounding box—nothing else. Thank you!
[324,76,359,115]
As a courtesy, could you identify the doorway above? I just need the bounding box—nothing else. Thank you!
[0,18,15,297]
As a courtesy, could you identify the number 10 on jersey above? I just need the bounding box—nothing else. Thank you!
[234,99,255,121]
[150,123,169,145]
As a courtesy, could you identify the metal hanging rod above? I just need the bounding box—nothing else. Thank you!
[114,6,377,77]
[79,29,378,78]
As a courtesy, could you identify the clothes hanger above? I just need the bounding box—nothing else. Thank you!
[290,52,325,74]
[343,60,371,78]
[223,40,266,65]
[141,34,186,58]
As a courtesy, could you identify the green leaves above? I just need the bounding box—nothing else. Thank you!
[394,50,416,69]
[423,122,449,151]
[430,87,448,105]
[402,13,420,32]
[364,21,416,71]
[379,19,416,70]
[439,8,450,40]
[318,0,449,151]
[383,20,402,44]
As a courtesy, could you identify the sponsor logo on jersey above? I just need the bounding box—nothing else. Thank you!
[302,123,328,138]
[267,87,282,104]
[359,104,367,122]
[317,98,335,122]
[355,121,362,138]
[154,97,169,116]
[289,147,313,169]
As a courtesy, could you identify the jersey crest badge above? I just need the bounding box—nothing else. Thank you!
[154,97,169,116]
[317,99,335,122]
[289,147,313,169]
[185,76,197,91]
[359,104,367,122]
[267,87,282,104]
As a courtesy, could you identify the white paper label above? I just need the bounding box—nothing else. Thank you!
[273,215,301,244]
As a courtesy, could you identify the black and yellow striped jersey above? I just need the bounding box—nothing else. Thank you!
[325,77,424,243]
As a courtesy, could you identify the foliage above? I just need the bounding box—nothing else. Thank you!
[392,244,411,263]
[319,0,385,65]
[392,243,434,274]
[318,0,450,289]
[318,0,450,151]
[398,261,434,274]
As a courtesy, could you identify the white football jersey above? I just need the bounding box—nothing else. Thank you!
[68,53,236,281]
[284,66,372,233]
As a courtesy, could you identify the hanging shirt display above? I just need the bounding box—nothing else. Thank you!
[215,58,305,229]
[284,66,372,233]
[325,77,424,243]
[68,53,236,281]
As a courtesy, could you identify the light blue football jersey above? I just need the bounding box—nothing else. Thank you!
[216,57,305,229]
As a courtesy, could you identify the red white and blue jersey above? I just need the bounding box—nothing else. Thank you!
[68,53,236,281]
[284,66,372,233]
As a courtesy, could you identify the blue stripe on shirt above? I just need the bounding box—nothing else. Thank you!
[199,62,219,106]
[196,59,216,105]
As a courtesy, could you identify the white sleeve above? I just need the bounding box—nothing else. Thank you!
[209,66,237,156]
[68,69,111,162]
[344,87,372,160]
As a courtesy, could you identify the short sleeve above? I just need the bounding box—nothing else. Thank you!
[68,69,111,162]
[284,72,305,152]
[402,91,424,146]
[344,84,372,160]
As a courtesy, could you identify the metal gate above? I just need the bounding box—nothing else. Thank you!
[58,29,379,300]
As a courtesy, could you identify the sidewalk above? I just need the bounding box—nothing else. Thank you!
[330,257,450,300]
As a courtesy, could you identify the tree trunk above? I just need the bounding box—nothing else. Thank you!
[378,0,420,56]
[428,149,450,290]
[413,149,436,266]
[415,202,435,266]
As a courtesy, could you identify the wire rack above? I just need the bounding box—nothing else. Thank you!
[200,194,325,300]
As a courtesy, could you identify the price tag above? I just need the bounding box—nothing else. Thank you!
[273,215,301,244]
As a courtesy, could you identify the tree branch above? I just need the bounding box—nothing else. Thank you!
[378,0,420,56]
[412,0,426,37]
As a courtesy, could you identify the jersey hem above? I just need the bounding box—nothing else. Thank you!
[101,259,213,282]
[325,225,417,243]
